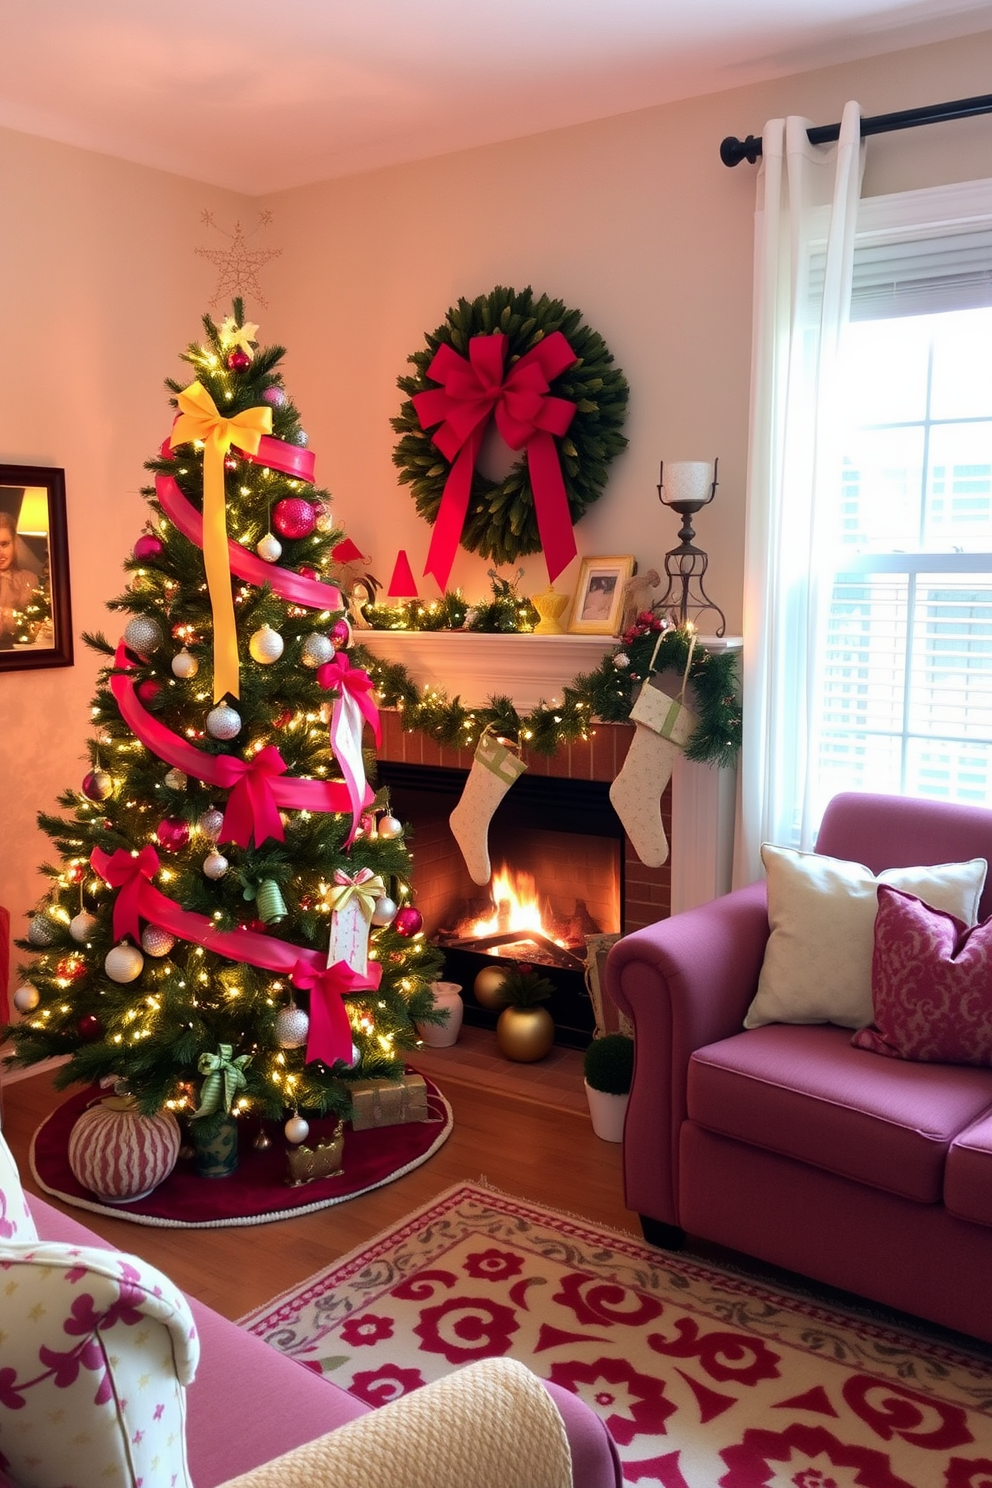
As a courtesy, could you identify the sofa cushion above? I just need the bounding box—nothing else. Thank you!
[945,1112,992,1229]
[743,846,987,1030]
[853,886,992,1065]
[688,1023,992,1203]
[0,1126,37,1242]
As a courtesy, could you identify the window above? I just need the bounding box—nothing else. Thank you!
[809,182,992,823]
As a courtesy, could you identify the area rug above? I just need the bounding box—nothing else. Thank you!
[241,1181,992,1485]
[29,1079,452,1228]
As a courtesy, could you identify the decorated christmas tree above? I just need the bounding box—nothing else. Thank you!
[3,303,442,1169]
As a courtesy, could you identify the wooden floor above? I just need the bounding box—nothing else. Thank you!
[0,1048,638,1323]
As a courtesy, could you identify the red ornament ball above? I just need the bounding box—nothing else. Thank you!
[78,1014,103,1041]
[272,707,294,730]
[297,565,318,581]
[136,678,162,703]
[67,862,87,885]
[133,533,164,562]
[272,498,317,540]
[393,906,423,938]
[226,349,251,371]
[156,817,190,853]
[82,769,113,802]
[224,454,238,472]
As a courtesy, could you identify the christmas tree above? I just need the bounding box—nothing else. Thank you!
[3,303,442,1160]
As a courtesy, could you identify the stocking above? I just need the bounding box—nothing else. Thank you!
[609,680,696,868]
[450,732,527,885]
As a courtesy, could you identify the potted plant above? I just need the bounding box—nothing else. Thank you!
[495,963,556,1062]
[583,1033,634,1142]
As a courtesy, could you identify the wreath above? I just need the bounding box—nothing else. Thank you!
[391,286,629,577]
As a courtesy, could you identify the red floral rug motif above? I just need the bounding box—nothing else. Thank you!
[240,1182,992,1485]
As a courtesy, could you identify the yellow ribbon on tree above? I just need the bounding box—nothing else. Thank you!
[327,868,385,921]
[193,1043,251,1117]
[170,381,273,702]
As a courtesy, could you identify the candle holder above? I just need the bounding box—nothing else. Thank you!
[656,458,725,635]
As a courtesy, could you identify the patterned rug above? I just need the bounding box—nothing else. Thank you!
[240,1181,992,1484]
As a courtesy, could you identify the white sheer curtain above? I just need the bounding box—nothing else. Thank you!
[735,102,865,885]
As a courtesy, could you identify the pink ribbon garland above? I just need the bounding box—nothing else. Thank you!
[413,330,579,591]
[317,654,382,844]
[91,846,380,1067]
[112,643,372,845]
[155,472,342,614]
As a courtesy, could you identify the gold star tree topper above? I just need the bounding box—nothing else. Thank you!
[196,212,282,309]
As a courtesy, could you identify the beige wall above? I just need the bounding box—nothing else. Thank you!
[2,27,992,996]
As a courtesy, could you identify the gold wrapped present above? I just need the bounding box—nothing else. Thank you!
[349,1073,429,1130]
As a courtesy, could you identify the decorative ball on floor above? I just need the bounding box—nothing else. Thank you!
[68,1095,181,1203]
[473,964,508,1009]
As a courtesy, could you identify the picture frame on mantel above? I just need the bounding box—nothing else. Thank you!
[0,464,74,672]
[567,555,634,636]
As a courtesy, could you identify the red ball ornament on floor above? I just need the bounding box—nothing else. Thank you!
[393,905,423,938]
[77,1013,103,1041]
[133,533,164,562]
[226,349,251,371]
[156,816,190,852]
[272,497,317,540]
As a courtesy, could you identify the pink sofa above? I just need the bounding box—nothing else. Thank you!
[606,792,992,1345]
[2,1183,621,1487]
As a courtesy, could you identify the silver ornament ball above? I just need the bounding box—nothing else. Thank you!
[284,1114,310,1144]
[171,648,199,679]
[13,984,40,1013]
[275,1003,310,1049]
[198,808,225,841]
[105,943,145,984]
[69,911,98,944]
[256,532,282,564]
[141,924,176,958]
[203,851,229,880]
[371,895,398,927]
[300,632,334,668]
[377,814,404,840]
[249,625,284,664]
[27,913,56,946]
[123,615,164,656]
[206,703,242,740]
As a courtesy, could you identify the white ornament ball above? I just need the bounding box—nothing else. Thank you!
[13,984,40,1013]
[206,703,242,740]
[171,648,199,679]
[141,924,176,958]
[284,1114,310,1144]
[300,632,334,668]
[27,914,56,946]
[249,625,284,664]
[198,807,225,841]
[377,814,404,840]
[123,615,164,656]
[371,895,398,926]
[257,532,282,563]
[105,943,144,984]
[275,1003,310,1049]
[164,767,188,791]
[203,851,229,880]
[69,911,99,944]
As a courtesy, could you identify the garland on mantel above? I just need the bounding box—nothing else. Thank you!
[353,618,742,767]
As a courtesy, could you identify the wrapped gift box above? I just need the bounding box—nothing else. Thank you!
[349,1072,429,1129]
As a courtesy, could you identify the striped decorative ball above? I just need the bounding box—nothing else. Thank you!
[67,1096,181,1202]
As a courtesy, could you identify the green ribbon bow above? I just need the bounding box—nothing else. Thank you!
[193,1043,251,1117]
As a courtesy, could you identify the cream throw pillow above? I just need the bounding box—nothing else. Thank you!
[744,845,988,1030]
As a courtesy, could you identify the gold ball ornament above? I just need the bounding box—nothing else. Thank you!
[105,943,145,983]
[13,984,40,1013]
[249,624,284,664]
[164,767,188,790]
[377,814,404,840]
[171,648,199,679]
[496,1004,555,1063]
[473,965,508,1009]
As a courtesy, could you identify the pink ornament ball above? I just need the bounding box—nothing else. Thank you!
[137,678,162,703]
[82,769,114,802]
[156,816,190,852]
[331,618,351,650]
[227,349,251,371]
[272,498,317,540]
[393,906,424,938]
[133,533,164,562]
[263,386,286,407]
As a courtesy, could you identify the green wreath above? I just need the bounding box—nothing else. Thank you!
[391,285,629,568]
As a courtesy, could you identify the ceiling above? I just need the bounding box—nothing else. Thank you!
[1,0,990,194]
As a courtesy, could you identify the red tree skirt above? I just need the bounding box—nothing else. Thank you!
[30,1078,453,1228]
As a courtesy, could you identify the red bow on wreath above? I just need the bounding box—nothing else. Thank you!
[413,331,578,590]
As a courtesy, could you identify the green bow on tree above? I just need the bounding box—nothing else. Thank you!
[193,1044,251,1117]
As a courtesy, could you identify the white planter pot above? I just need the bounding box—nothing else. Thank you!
[584,1080,629,1143]
[416,982,464,1048]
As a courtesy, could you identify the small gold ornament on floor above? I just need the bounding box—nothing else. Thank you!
[286,1121,345,1185]
[473,964,509,1009]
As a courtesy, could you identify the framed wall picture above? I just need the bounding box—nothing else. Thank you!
[567,555,635,635]
[0,465,73,671]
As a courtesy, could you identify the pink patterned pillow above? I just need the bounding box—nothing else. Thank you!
[853,886,992,1064]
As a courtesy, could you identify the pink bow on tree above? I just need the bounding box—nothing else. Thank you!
[292,958,380,1068]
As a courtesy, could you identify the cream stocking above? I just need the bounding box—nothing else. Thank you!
[609,680,696,868]
[449,733,527,885]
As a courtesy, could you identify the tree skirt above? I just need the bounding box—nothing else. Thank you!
[29,1079,452,1228]
[241,1181,992,1485]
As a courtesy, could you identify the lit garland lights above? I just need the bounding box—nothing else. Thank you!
[355,616,742,766]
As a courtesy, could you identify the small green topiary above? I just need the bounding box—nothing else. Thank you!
[583,1033,634,1095]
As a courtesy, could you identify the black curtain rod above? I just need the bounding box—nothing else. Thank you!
[720,91,992,167]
